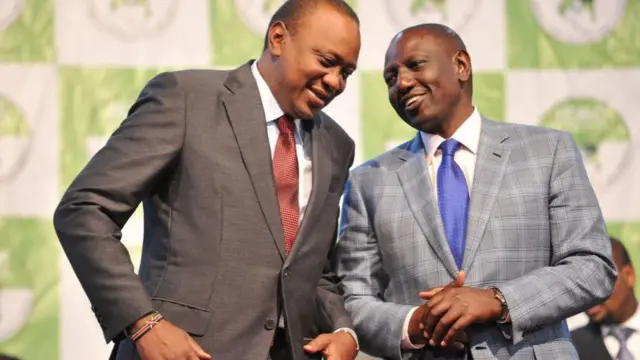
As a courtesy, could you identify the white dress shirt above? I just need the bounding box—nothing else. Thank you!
[601,306,640,359]
[401,107,482,349]
[250,61,313,221]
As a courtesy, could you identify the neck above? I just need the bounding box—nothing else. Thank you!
[256,55,285,109]
[617,298,638,324]
[434,101,474,138]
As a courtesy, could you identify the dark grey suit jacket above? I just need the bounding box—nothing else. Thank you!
[571,323,613,360]
[53,61,356,360]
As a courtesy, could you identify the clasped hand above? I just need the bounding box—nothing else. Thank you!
[411,272,503,349]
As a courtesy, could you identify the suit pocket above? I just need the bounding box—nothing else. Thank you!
[151,297,212,336]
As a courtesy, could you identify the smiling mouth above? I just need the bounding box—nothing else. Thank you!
[308,89,329,107]
[403,94,426,111]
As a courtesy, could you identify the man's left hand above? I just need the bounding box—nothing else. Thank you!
[418,286,503,348]
[303,332,358,360]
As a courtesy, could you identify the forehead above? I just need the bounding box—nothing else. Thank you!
[294,7,360,60]
[384,30,444,66]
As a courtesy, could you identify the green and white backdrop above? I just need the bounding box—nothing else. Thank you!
[0,0,638,359]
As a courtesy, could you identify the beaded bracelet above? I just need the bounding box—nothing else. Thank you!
[130,312,165,342]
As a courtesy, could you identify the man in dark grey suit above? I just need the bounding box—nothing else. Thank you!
[53,1,361,359]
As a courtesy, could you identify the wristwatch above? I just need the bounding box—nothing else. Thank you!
[490,287,510,324]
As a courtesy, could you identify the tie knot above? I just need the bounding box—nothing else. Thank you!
[276,115,295,135]
[440,138,462,157]
[608,325,635,342]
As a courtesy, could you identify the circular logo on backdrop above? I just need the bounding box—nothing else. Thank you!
[539,98,632,191]
[0,0,23,31]
[0,95,31,185]
[531,0,626,44]
[89,0,178,40]
[386,0,480,32]
[235,0,286,36]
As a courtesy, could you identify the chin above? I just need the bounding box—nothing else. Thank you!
[404,115,437,133]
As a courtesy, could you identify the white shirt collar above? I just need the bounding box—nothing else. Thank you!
[251,60,286,123]
[420,107,482,158]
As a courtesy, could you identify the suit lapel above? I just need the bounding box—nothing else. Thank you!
[222,62,286,260]
[285,114,332,264]
[396,135,459,279]
[462,118,510,271]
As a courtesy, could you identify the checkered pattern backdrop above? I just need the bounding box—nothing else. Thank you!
[0,1,638,359]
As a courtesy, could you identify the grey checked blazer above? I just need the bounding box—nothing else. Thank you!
[334,118,616,360]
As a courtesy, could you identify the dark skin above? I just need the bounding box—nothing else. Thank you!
[258,2,360,121]
[383,24,473,138]
[133,3,361,360]
[585,243,637,326]
[383,24,504,349]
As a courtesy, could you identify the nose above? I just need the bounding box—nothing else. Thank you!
[397,69,414,90]
[322,69,345,94]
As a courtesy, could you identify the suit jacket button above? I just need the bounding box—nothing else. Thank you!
[264,319,276,330]
[283,269,291,277]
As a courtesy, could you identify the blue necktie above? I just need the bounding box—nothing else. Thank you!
[437,139,469,270]
[608,325,635,360]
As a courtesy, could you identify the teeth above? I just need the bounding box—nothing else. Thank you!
[406,95,422,106]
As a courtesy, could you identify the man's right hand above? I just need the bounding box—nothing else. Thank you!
[408,303,468,352]
[408,272,468,352]
[133,318,211,359]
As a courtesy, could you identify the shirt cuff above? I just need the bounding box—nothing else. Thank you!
[401,307,425,350]
[334,327,359,351]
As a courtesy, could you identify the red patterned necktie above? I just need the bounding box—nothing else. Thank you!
[273,115,299,255]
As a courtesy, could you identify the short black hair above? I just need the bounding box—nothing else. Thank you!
[262,0,359,51]
[611,236,633,268]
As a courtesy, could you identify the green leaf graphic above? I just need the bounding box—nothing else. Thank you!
[0,97,28,135]
[540,98,629,160]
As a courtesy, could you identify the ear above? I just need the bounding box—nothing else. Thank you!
[622,265,636,288]
[267,21,288,57]
[453,50,471,82]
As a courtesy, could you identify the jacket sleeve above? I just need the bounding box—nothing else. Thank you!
[53,72,186,342]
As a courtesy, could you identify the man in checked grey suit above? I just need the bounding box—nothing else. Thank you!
[334,24,616,360]
[53,1,361,359]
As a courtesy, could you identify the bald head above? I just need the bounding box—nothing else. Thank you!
[395,23,467,56]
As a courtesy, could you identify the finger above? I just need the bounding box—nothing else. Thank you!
[303,334,331,353]
[451,329,469,344]
[450,341,466,352]
[429,305,464,347]
[419,286,445,300]
[419,272,465,300]
[423,299,452,338]
[441,315,474,347]
[188,337,212,359]
[452,271,466,287]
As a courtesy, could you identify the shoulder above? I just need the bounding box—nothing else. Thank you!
[488,118,571,143]
[484,118,577,154]
[350,137,417,179]
[164,68,230,91]
[138,68,234,98]
[318,111,355,152]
